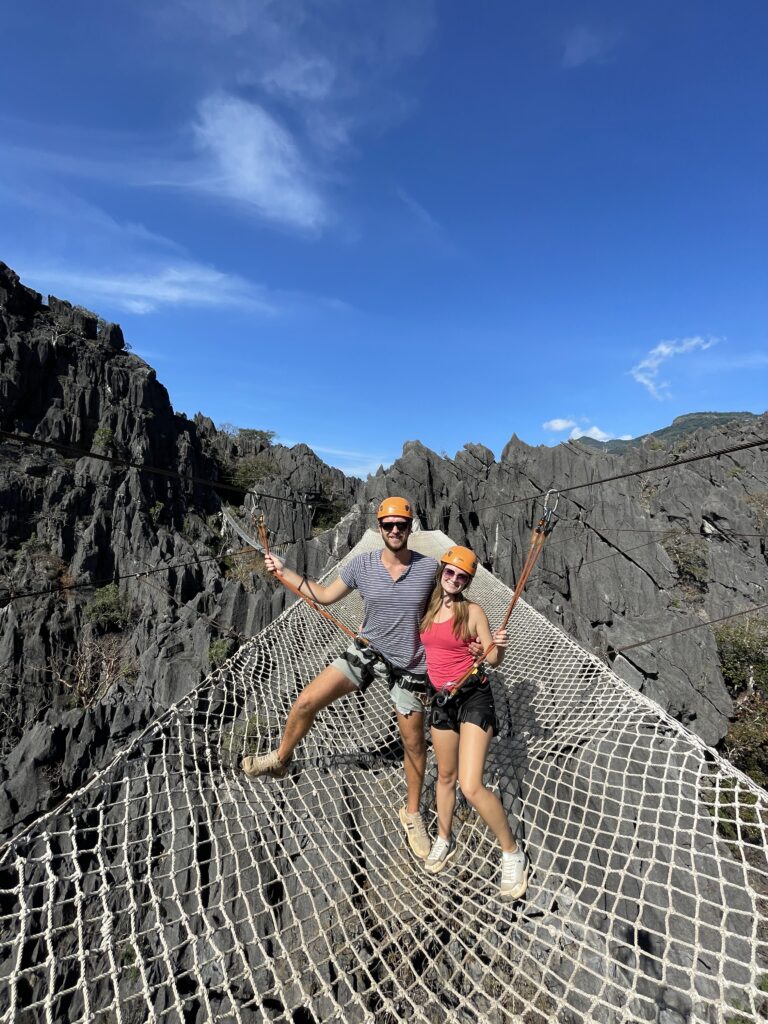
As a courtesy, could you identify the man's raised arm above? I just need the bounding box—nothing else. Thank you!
[264,554,352,605]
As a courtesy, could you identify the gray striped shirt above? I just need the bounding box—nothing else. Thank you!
[340,550,438,672]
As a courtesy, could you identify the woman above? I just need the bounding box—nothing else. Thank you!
[420,546,528,900]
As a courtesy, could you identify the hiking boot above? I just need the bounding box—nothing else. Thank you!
[425,835,457,874]
[499,847,528,900]
[241,750,290,779]
[398,807,430,859]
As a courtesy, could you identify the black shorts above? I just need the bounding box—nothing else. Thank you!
[430,679,497,736]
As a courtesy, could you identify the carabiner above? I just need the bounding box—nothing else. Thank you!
[540,489,559,532]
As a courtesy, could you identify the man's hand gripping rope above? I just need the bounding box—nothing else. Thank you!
[257,515,360,642]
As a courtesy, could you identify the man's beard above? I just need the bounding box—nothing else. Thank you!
[383,533,408,553]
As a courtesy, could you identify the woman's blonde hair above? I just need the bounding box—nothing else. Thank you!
[420,567,471,640]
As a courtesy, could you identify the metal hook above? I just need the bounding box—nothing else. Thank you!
[538,489,559,532]
[543,489,559,516]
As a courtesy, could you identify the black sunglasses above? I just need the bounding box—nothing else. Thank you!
[380,520,410,533]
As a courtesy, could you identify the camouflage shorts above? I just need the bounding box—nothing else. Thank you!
[331,640,427,716]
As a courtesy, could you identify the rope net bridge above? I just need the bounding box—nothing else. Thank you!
[0,530,766,1024]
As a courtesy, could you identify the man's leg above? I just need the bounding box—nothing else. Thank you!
[396,708,426,813]
[243,665,356,778]
[395,707,430,858]
[278,666,357,762]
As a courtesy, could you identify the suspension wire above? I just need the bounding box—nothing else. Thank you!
[538,522,766,538]
[0,428,327,508]
[474,435,768,511]
[611,601,768,657]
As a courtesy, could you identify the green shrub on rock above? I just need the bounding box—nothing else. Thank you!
[714,618,768,699]
[715,617,768,789]
[84,583,130,631]
[208,637,235,669]
[92,427,115,453]
[663,534,709,593]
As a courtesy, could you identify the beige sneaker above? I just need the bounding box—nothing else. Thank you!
[398,808,430,859]
[425,835,457,874]
[241,750,290,779]
[499,848,528,900]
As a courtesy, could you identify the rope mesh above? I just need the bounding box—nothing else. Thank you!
[1,530,766,1023]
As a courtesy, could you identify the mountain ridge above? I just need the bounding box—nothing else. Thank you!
[573,410,760,453]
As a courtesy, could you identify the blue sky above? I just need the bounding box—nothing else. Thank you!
[1,1,766,477]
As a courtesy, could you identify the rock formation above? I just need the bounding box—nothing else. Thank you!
[1,259,766,844]
[0,262,360,838]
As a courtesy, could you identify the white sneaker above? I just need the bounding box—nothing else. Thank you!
[425,835,457,874]
[398,808,430,859]
[241,750,290,779]
[499,847,528,900]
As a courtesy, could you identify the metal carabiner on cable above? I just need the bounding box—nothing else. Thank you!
[539,489,560,534]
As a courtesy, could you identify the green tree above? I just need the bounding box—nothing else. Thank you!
[84,584,130,631]
[230,454,277,490]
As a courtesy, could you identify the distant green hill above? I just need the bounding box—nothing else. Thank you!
[573,412,760,454]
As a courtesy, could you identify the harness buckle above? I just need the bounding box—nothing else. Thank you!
[434,668,488,707]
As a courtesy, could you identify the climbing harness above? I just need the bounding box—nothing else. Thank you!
[433,666,489,709]
[435,489,559,706]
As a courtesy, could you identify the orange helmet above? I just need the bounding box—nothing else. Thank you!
[440,546,478,577]
[377,497,413,520]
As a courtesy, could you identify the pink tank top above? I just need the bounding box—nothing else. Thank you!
[420,617,474,691]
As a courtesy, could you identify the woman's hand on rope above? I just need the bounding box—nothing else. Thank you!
[492,628,508,650]
[264,553,284,576]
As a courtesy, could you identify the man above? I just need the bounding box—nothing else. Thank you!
[242,497,437,859]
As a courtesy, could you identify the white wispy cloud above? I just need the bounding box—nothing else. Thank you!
[570,425,613,442]
[630,335,719,400]
[159,1,437,188]
[22,262,274,315]
[3,4,437,238]
[189,93,329,231]
[1,98,329,234]
[261,54,337,102]
[562,27,619,69]
[395,185,440,230]
[543,417,577,432]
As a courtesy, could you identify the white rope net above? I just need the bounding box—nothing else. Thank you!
[1,530,766,1024]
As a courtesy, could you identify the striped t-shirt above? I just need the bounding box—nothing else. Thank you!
[340,550,438,672]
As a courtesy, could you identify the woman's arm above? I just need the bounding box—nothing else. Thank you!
[468,604,507,667]
[264,553,352,605]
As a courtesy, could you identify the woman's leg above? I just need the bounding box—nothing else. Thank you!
[430,727,460,840]
[457,723,518,852]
